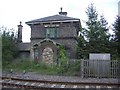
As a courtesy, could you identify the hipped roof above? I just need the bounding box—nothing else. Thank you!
[26,14,80,25]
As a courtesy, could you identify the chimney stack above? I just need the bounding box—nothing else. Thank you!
[59,7,67,16]
[18,21,23,43]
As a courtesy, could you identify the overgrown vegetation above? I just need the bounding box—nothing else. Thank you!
[1,26,18,65]
[57,45,68,73]
[3,58,81,76]
[2,40,80,76]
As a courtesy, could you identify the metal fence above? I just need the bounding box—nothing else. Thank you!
[80,59,120,78]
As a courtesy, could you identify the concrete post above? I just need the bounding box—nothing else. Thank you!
[118,1,120,16]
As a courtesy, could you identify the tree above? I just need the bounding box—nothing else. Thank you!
[77,3,111,59]
[1,26,18,63]
[112,16,120,59]
[84,3,110,53]
[97,15,110,53]
[76,33,88,59]
[85,3,100,53]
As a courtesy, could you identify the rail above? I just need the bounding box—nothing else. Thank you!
[1,76,120,89]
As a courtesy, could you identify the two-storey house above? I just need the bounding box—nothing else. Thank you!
[18,8,81,64]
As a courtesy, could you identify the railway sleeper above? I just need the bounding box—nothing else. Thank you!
[1,79,120,89]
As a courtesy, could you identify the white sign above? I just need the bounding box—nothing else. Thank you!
[89,53,110,60]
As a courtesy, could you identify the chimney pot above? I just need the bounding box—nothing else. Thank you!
[59,7,67,16]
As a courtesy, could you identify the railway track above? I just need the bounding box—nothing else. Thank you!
[1,76,120,89]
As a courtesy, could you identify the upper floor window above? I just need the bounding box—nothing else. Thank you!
[46,27,59,38]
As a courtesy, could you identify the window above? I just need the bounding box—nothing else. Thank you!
[45,27,59,38]
[34,48,39,60]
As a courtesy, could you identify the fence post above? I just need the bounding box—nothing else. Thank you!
[81,59,84,78]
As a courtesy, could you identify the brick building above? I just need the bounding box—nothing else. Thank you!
[18,8,81,64]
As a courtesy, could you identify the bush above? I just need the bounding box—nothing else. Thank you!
[2,28,18,63]
[3,58,81,76]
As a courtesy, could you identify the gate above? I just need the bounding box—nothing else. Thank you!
[81,60,120,78]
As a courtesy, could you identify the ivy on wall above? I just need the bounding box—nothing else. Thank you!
[58,45,67,66]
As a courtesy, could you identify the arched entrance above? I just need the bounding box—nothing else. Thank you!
[42,47,54,64]
[33,39,60,64]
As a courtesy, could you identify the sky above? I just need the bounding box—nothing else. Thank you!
[0,0,119,42]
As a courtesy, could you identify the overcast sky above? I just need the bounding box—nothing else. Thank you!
[0,0,119,42]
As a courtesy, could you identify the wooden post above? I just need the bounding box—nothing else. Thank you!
[81,59,84,78]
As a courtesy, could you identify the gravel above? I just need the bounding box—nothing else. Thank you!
[2,71,119,84]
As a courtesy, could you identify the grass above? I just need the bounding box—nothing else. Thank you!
[2,58,81,76]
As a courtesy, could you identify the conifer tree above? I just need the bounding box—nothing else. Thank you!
[85,3,110,53]
[112,16,120,59]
